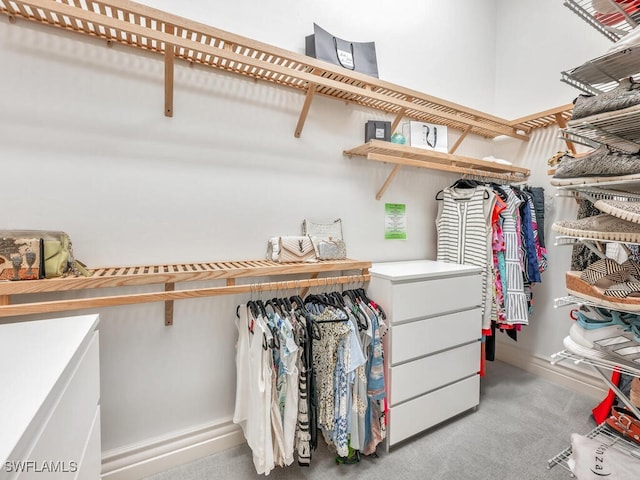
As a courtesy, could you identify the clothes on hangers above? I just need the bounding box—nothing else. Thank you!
[435,180,548,352]
[233,289,387,474]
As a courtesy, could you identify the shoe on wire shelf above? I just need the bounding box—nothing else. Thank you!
[564,309,640,373]
[570,77,640,122]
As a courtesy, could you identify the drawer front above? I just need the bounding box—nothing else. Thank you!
[390,308,481,364]
[389,374,480,446]
[16,332,100,479]
[390,274,482,322]
[389,342,479,405]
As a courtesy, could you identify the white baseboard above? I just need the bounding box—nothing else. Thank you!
[494,341,607,401]
[101,419,244,480]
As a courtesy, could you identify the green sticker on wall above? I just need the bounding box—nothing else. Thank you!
[384,203,407,240]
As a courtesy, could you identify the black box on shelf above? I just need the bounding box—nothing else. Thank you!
[365,121,391,143]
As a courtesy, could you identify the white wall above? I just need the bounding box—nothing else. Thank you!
[0,1,498,474]
[0,0,616,476]
[494,0,610,118]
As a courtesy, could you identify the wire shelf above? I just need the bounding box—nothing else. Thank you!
[554,293,640,316]
[554,175,640,190]
[562,52,640,95]
[551,347,640,378]
[555,187,640,202]
[560,71,613,95]
[553,235,640,250]
[561,0,640,94]
[563,109,640,153]
[558,130,601,149]
[547,422,640,473]
[564,0,639,42]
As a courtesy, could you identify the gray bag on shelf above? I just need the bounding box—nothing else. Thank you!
[305,23,379,78]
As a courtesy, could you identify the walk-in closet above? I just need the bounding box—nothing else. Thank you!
[1,1,639,479]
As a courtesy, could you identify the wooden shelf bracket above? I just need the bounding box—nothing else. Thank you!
[295,83,316,138]
[164,282,175,326]
[164,24,175,118]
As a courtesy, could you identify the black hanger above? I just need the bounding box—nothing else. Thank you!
[304,294,350,323]
[256,300,268,317]
[452,178,480,188]
[490,183,508,202]
[238,303,257,334]
[290,295,307,313]
[266,298,282,316]
[246,301,260,319]
[329,291,346,307]
[342,290,368,330]
[342,289,358,305]
[281,296,293,311]
[356,288,387,320]
[435,179,490,200]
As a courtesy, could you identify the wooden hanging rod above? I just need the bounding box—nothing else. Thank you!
[0,258,371,324]
[0,273,370,320]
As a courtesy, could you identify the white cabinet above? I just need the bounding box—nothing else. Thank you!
[0,314,100,479]
[368,260,483,447]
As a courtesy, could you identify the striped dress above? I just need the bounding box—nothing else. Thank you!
[501,187,529,325]
[436,186,494,330]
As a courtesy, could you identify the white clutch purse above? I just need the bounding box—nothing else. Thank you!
[302,218,343,241]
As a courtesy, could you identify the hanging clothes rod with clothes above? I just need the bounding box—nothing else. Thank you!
[0,271,370,324]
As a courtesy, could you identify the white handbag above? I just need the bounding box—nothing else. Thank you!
[301,218,343,240]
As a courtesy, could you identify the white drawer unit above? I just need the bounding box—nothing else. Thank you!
[0,314,101,480]
[368,260,483,448]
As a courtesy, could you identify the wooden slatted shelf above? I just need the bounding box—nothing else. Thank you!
[0,0,568,141]
[509,104,574,133]
[344,140,530,200]
[0,258,371,323]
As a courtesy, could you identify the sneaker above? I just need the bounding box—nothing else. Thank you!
[564,310,640,371]
[570,77,640,121]
[570,310,639,347]
[550,144,640,185]
[563,335,640,372]
[552,214,640,243]
[594,198,640,224]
